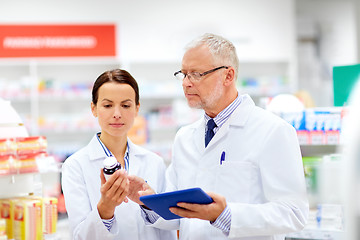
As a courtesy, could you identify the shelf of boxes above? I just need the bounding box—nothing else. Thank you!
[277,107,347,240]
[0,136,60,196]
[283,107,345,146]
[0,135,60,239]
[287,204,344,239]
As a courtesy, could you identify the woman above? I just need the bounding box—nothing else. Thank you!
[62,69,176,240]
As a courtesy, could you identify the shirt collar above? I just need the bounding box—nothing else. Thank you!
[92,132,130,162]
[204,93,242,129]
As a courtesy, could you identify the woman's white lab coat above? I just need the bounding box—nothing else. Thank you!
[152,94,309,240]
[61,135,176,240]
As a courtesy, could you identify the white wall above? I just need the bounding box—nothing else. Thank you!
[296,0,358,106]
[0,0,295,63]
[357,0,360,61]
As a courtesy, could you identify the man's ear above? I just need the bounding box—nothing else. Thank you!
[224,67,235,86]
[91,102,97,117]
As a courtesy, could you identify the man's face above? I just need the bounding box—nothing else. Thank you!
[181,45,226,115]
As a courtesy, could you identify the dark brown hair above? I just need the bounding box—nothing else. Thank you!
[92,69,139,105]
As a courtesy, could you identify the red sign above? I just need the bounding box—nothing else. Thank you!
[0,24,116,58]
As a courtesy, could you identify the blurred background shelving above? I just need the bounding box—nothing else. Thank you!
[0,0,359,239]
[0,57,296,164]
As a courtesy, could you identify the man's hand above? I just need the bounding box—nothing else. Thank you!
[169,192,226,222]
[127,175,156,205]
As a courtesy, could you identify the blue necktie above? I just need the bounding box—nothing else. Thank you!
[205,119,216,147]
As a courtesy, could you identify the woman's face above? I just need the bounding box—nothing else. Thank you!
[91,81,139,139]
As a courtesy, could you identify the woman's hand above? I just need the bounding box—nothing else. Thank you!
[127,175,155,205]
[97,169,129,219]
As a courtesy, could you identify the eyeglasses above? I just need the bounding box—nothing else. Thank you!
[174,66,229,82]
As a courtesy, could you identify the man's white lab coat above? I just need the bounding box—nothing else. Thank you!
[151,94,309,240]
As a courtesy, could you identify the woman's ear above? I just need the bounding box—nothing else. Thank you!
[91,102,97,117]
[135,102,140,116]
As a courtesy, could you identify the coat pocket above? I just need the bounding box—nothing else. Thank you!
[215,161,257,203]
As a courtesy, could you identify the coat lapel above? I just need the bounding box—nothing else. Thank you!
[204,94,255,149]
[192,119,206,153]
[206,120,230,148]
[126,139,146,176]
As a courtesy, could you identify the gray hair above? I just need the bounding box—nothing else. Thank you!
[185,33,239,80]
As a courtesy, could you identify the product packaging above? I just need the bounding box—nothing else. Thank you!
[42,198,58,235]
[0,155,17,175]
[0,199,16,239]
[0,138,17,156]
[16,136,47,156]
[0,218,6,239]
[103,157,121,181]
[13,198,42,240]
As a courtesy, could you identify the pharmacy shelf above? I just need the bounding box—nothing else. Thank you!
[286,229,344,240]
[0,173,37,199]
[300,144,339,157]
[0,151,62,198]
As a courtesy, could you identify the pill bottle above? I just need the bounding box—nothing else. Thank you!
[103,156,121,181]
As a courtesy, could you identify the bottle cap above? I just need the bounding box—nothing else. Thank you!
[103,156,118,169]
